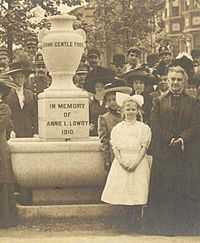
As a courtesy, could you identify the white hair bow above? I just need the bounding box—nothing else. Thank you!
[116,92,144,107]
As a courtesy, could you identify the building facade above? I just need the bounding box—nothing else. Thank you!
[164,0,200,55]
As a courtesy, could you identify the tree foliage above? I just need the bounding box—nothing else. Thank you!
[93,0,165,53]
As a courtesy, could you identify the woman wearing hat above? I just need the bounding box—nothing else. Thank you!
[85,68,115,137]
[123,68,157,124]
[0,74,18,228]
[101,94,152,231]
[98,79,132,171]
[4,54,38,138]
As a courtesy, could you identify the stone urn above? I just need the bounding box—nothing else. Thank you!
[38,14,89,140]
[41,14,85,91]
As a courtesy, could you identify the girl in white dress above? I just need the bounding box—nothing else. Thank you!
[101,95,152,228]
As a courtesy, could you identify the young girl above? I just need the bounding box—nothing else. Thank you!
[101,96,152,230]
[0,74,17,228]
[98,79,132,171]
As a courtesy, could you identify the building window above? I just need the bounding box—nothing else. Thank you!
[172,6,179,16]
[194,0,200,8]
[184,0,190,10]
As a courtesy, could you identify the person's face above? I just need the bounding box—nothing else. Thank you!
[160,53,172,65]
[133,80,144,94]
[12,72,26,87]
[76,72,87,88]
[0,55,9,68]
[168,71,185,94]
[193,57,200,67]
[95,82,104,94]
[128,51,139,66]
[123,101,138,121]
[35,63,46,78]
[87,55,100,68]
[105,92,118,110]
[112,64,125,76]
[158,75,169,92]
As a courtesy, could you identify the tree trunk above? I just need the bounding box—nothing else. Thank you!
[7,0,13,62]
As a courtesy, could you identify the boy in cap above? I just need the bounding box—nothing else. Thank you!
[98,79,132,170]
[123,47,142,73]
[156,46,173,76]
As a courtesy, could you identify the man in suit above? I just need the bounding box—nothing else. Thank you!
[147,65,200,235]
[25,52,51,96]
[4,53,38,138]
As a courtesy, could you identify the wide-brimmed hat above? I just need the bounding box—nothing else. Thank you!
[122,67,159,85]
[173,53,194,80]
[104,78,132,95]
[5,61,33,76]
[84,67,115,93]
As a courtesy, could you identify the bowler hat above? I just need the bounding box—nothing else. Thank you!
[122,67,158,85]
[104,78,132,95]
[84,67,114,93]
[127,47,141,56]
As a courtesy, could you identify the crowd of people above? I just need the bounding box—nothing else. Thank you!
[73,45,200,235]
[0,36,200,235]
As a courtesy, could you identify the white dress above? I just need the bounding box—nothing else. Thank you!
[101,120,152,205]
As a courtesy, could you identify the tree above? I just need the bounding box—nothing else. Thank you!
[0,0,87,60]
[92,0,165,64]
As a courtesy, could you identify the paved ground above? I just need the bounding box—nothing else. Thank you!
[1,220,200,243]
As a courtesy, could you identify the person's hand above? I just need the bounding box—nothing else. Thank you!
[10,130,16,139]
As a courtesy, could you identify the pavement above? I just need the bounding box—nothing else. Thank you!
[1,220,200,243]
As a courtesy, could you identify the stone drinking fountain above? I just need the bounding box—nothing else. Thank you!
[8,14,108,217]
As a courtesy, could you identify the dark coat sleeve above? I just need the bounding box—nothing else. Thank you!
[179,99,200,143]
[98,115,112,167]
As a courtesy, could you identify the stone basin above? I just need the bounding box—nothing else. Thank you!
[8,137,106,189]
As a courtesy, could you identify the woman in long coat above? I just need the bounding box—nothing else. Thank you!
[0,74,17,228]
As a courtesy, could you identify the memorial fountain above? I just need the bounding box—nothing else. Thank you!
[8,14,121,221]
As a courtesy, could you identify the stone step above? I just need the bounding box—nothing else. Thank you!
[17,203,126,224]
